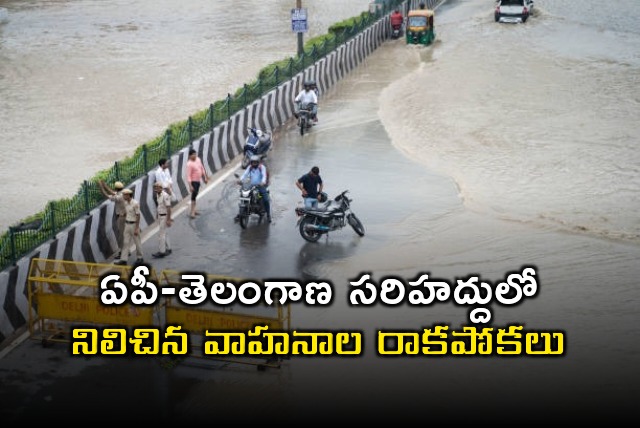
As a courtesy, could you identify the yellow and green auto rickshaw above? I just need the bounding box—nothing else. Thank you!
[405,8,435,46]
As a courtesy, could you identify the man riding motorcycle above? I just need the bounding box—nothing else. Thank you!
[236,155,271,223]
[294,81,319,123]
[390,9,403,32]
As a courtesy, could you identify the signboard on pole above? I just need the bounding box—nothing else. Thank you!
[291,8,308,33]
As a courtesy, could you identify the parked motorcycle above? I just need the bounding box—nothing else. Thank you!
[235,173,269,228]
[241,127,273,168]
[297,102,316,136]
[295,190,365,242]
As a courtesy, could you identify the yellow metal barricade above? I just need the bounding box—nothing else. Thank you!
[27,258,159,345]
[26,259,291,370]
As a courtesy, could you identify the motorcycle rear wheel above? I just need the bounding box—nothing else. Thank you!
[299,216,323,242]
[347,213,365,236]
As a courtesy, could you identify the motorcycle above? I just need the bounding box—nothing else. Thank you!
[241,127,273,168]
[297,102,316,136]
[235,174,269,228]
[295,190,365,242]
[391,23,403,39]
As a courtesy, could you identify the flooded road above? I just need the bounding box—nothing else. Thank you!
[0,0,373,232]
[2,36,639,423]
[1,0,639,423]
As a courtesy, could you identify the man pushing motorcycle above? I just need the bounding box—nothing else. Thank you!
[236,155,271,223]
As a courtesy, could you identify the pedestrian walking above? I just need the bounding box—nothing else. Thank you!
[152,182,173,258]
[296,166,324,209]
[113,188,144,265]
[186,148,208,218]
[98,179,126,259]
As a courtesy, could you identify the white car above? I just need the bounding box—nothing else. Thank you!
[495,0,534,23]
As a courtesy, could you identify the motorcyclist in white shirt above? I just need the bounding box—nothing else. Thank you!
[294,81,318,122]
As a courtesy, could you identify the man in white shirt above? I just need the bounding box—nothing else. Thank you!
[154,158,174,199]
[294,81,318,122]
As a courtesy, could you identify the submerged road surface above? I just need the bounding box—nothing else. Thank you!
[1,35,638,423]
[0,43,459,423]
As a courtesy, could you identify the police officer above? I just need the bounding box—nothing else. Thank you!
[99,179,126,259]
[114,188,144,265]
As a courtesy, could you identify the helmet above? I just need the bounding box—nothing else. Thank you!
[114,181,124,190]
[255,129,263,137]
[317,192,328,203]
[250,155,260,163]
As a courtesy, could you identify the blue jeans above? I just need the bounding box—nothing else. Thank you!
[257,186,271,217]
[304,197,318,209]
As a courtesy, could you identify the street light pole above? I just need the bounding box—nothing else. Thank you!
[297,0,304,56]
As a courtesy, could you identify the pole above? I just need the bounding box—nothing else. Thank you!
[296,0,304,56]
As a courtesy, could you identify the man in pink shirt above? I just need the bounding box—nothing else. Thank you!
[186,148,209,218]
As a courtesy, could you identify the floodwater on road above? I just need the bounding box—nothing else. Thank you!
[1,0,639,423]
[2,32,639,424]
[0,0,373,232]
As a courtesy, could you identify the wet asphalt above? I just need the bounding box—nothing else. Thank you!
[2,42,638,423]
[138,73,456,282]
[0,61,461,423]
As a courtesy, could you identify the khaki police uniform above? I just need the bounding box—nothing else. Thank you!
[109,191,127,250]
[156,189,172,254]
[119,195,143,262]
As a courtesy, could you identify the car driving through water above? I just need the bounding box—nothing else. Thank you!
[494,0,534,23]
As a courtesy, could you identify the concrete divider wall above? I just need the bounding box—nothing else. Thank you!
[0,10,395,348]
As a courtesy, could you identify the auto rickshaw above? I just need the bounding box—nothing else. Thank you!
[405,8,435,46]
